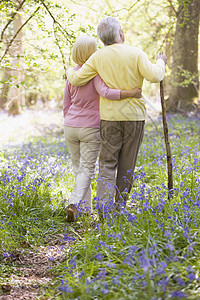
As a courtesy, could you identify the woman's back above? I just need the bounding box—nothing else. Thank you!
[63,66,100,128]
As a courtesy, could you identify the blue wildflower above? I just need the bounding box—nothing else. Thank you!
[171,291,186,298]
[94,253,104,261]
[59,284,73,293]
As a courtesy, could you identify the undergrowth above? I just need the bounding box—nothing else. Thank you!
[0,113,200,299]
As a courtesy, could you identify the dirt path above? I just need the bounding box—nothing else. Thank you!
[0,228,84,299]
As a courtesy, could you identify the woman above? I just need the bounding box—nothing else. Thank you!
[63,35,142,222]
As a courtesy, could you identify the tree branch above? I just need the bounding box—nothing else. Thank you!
[53,23,67,78]
[70,0,140,14]
[39,0,74,39]
[167,0,178,16]
[158,22,175,52]
[0,6,40,63]
[114,0,141,13]
[39,0,75,77]
[0,0,26,42]
[68,0,98,12]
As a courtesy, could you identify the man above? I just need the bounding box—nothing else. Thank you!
[66,16,167,213]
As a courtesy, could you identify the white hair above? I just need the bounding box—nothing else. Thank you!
[97,16,121,46]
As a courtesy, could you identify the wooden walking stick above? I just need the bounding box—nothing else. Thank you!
[159,53,173,199]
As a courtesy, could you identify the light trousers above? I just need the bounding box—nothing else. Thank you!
[64,126,100,211]
[97,120,145,207]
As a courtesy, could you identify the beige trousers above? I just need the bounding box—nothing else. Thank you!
[97,120,145,207]
[64,126,100,211]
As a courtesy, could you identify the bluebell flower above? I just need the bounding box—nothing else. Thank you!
[171,291,186,298]
[98,268,107,279]
[175,276,185,286]
[123,256,134,266]
[106,262,116,268]
[165,243,174,251]
[85,278,90,286]
[139,251,150,272]
[69,256,77,268]
[94,253,104,261]
[155,261,167,275]
[111,276,120,286]
[129,245,138,252]
[58,284,73,293]
[164,230,172,237]
[132,272,140,283]
[149,245,157,256]
[187,272,196,282]
[188,243,195,254]
[157,276,169,291]
[101,282,109,294]
[78,271,85,279]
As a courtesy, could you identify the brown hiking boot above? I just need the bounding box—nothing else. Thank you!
[66,204,77,222]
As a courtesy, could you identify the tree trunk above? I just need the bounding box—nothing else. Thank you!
[168,0,200,111]
[8,6,25,115]
[0,67,10,110]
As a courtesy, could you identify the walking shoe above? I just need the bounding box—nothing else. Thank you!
[66,204,77,222]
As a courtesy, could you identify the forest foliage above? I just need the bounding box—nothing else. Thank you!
[0,0,199,114]
[0,2,200,299]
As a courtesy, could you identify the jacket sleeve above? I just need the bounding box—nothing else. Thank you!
[93,75,121,100]
[138,51,165,83]
[66,53,98,86]
[63,80,72,117]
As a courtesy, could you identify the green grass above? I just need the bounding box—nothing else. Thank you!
[0,114,200,299]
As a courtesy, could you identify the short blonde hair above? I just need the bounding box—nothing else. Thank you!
[72,35,97,65]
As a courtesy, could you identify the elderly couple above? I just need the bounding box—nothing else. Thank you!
[63,16,167,222]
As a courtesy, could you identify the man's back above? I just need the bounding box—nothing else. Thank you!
[93,44,147,90]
